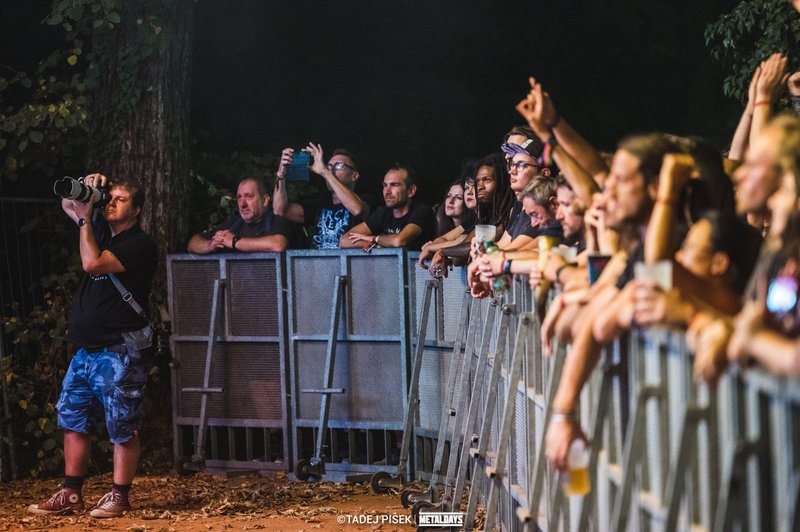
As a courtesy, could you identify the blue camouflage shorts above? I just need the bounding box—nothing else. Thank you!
[56,347,149,444]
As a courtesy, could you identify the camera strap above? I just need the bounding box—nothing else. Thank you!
[108,272,149,321]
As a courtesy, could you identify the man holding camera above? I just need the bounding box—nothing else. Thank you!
[188,177,296,253]
[273,143,370,249]
[29,173,156,518]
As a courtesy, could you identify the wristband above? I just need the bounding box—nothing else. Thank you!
[655,197,677,207]
[503,259,513,274]
[753,100,771,107]
[551,410,577,423]
[232,236,240,250]
[555,264,572,284]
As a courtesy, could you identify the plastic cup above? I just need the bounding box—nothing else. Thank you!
[561,439,591,497]
[474,224,496,244]
[634,260,673,290]
[474,224,496,255]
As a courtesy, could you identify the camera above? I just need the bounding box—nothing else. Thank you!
[54,176,109,205]
[154,322,172,364]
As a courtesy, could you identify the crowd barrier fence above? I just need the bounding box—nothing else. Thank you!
[167,250,799,530]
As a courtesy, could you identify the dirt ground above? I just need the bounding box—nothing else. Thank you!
[0,472,428,531]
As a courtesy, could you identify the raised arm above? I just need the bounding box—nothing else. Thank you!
[729,65,761,162]
[516,80,601,204]
[644,153,694,263]
[272,148,305,223]
[308,143,369,217]
[526,77,608,182]
[750,53,788,146]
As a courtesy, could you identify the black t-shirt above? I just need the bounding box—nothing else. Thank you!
[301,196,366,250]
[506,201,532,240]
[365,202,436,251]
[68,216,157,350]
[615,240,645,290]
[202,211,297,248]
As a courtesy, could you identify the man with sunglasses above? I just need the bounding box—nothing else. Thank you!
[273,143,370,249]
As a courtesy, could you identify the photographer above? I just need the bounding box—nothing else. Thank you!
[29,173,156,518]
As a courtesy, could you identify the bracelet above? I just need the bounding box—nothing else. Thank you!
[753,100,771,107]
[503,259,513,274]
[655,197,676,207]
[232,236,240,250]
[551,410,577,423]
[554,264,572,284]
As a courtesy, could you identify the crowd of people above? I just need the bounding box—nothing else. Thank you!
[183,56,800,476]
[27,7,800,518]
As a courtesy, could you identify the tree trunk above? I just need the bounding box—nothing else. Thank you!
[88,0,194,311]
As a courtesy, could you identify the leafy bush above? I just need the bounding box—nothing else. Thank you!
[705,0,800,101]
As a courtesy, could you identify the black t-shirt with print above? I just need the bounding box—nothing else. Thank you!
[301,196,366,249]
[365,202,436,251]
[67,216,157,350]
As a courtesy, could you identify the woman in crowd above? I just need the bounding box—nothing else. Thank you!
[418,177,477,270]
[433,179,474,237]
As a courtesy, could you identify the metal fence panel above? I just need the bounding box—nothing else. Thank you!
[167,253,288,471]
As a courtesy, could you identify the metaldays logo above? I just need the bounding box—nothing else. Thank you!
[417,512,465,527]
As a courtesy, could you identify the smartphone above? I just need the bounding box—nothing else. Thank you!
[766,275,800,336]
[285,151,312,182]
[587,254,611,285]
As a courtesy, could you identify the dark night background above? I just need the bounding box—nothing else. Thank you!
[2,0,742,205]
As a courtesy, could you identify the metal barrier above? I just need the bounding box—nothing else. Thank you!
[467,302,800,531]
[167,253,289,472]
[285,248,412,479]
[167,251,799,530]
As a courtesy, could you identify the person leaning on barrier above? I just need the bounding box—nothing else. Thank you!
[418,176,478,273]
[544,133,684,471]
[339,163,435,251]
[29,173,156,518]
[272,144,370,249]
[691,115,800,381]
[475,176,564,287]
[187,177,295,253]
[427,152,513,275]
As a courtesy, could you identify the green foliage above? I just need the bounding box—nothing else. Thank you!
[3,227,79,476]
[0,50,91,183]
[0,0,169,185]
[705,0,800,101]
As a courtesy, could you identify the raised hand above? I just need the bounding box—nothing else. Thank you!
[755,53,789,104]
[276,148,294,179]
[305,142,326,176]
[657,153,696,203]
[746,64,762,110]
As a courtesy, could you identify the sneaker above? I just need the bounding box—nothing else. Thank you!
[28,487,84,515]
[89,490,131,518]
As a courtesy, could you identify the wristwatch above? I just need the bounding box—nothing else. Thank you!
[78,218,87,227]
[232,236,240,250]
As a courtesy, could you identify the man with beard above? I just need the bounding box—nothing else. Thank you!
[339,164,435,250]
